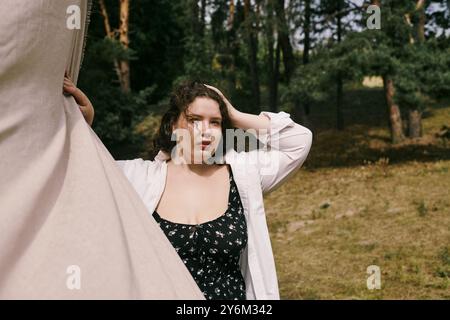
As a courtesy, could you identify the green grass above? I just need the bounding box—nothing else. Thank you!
[265,93,450,299]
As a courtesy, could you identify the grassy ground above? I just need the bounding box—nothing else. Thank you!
[265,90,450,299]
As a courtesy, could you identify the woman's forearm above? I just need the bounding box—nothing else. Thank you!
[63,76,95,126]
[229,109,270,132]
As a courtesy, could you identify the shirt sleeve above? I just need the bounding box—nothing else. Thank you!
[115,160,127,171]
[254,111,313,195]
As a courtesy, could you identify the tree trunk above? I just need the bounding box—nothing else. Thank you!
[336,74,344,130]
[336,0,344,130]
[227,0,235,30]
[225,0,238,93]
[98,0,131,93]
[99,0,113,37]
[274,0,295,83]
[98,0,122,89]
[408,109,423,138]
[268,41,280,112]
[118,0,131,93]
[265,0,279,112]
[405,0,426,138]
[404,13,415,44]
[416,0,426,42]
[244,0,261,111]
[298,0,312,127]
[200,0,206,37]
[303,0,311,66]
[190,0,201,35]
[373,0,406,143]
[383,75,406,144]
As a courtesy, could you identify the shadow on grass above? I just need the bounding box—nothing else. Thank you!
[304,123,450,169]
[301,89,450,169]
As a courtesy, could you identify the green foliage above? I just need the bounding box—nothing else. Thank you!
[284,57,331,106]
[90,37,137,62]
[174,34,218,84]
[286,0,450,118]
[77,0,449,157]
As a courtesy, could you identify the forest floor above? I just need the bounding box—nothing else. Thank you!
[265,90,450,299]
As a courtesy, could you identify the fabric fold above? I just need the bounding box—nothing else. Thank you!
[0,0,204,299]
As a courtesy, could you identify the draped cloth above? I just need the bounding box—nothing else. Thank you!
[0,0,204,299]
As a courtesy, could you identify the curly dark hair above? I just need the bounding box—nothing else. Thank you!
[152,80,234,161]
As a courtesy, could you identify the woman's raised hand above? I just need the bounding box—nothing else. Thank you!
[204,84,238,119]
[63,71,95,126]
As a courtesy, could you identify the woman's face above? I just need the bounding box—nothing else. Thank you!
[171,97,223,164]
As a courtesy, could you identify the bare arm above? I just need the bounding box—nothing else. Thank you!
[63,71,95,126]
[205,84,313,195]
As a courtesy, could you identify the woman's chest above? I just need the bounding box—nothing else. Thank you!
[155,168,232,225]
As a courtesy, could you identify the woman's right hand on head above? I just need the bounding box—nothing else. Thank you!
[63,71,95,126]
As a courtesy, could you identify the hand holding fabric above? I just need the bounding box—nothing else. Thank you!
[63,71,95,126]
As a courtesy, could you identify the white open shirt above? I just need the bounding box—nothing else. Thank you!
[116,111,313,299]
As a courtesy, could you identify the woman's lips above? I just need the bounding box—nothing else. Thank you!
[201,141,211,150]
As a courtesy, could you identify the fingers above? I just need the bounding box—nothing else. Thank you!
[204,84,236,116]
[63,76,78,96]
[63,84,76,95]
[204,84,227,101]
[61,74,94,126]
[204,84,230,103]
[63,76,74,87]
[63,69,74,90]
[204,84,220,95]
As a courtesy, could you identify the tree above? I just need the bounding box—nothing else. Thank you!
[98,0,132,93]
[275,0,296,83]
[264,0,281,112]
[366,0,407,143]
[318,0,353,130]
[244,0,261,110]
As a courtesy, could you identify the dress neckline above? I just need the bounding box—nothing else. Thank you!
[153,165,233,226]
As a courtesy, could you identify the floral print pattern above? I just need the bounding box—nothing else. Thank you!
[152,166,248,300]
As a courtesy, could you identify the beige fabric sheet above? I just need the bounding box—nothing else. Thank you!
[0,0,204,299]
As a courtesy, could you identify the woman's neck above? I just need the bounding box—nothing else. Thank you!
[167,159,222,177]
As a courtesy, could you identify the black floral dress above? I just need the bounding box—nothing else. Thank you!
[152,165,248,300]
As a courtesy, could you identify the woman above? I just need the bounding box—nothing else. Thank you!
[63,77,313,300]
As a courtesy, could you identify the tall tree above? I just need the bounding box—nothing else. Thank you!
[265,0,281,112]
[407,0,427,138]
[244,0,261,110]
[275,0,295,82]
[335,0,344,131]
[288,0,316,127]
[98,0,131,93]
[118,0,131,93]
[317,0,352,130]
[372,0,406,143]
[298,0,313,126]
[383,74,406,143]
